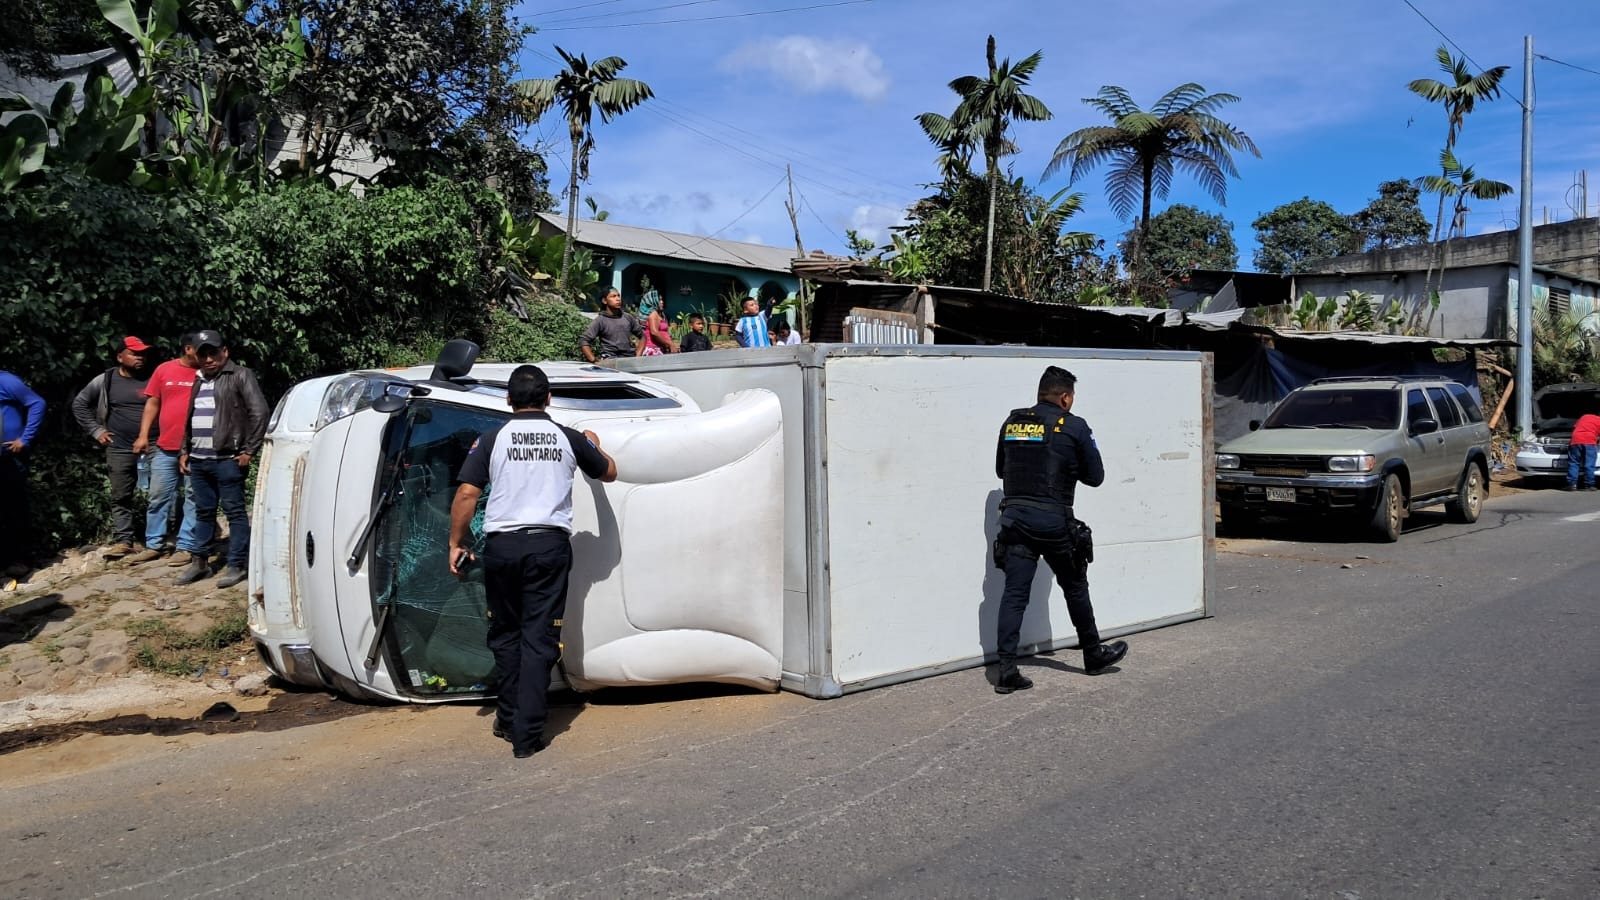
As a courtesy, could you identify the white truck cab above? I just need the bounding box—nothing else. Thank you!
[247,343,784,702]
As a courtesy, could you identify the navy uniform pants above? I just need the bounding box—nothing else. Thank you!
[483,529,571,754]
[996,506,1101,677]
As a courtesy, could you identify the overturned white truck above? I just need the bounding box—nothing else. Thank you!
[247,344,1212,702]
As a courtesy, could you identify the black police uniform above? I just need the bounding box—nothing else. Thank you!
[994,400,1119,683]
[457,411,610,756]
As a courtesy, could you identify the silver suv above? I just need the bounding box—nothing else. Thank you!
[1216,377,1492,541]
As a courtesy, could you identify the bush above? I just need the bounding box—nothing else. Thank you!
[0,173,505,556]
[482,302,589,364]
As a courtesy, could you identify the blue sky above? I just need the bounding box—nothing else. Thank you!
[513,0,1600,270]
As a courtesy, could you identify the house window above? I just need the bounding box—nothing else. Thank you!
[1550,286,1572,317]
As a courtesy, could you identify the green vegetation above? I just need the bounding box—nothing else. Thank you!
[514,46,653,290]
[1046,83,1258,284]
[916,35,1052,291]
[1251,198,1355,275]
[1124,204,1238,289]
[127,610,250,678]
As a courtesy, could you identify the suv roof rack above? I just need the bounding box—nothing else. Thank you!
[1309,375,1443,385]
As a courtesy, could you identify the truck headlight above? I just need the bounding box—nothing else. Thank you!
[1216,453,1241,470]
[1326,454,1376,473]
[317,375,376,430]
[1519,440,1547,453]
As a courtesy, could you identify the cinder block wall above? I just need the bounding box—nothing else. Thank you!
[1311,219,1599,280]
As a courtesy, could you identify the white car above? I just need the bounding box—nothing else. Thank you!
[246,341,784,702]
[1513,383,1600,482]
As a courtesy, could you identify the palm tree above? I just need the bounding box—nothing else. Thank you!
[1417,149,1513,240]
[916,36,1051,291]
[913,111,978,185]
[1408,46,1510,243]
[1408,46,1508,306]
[1044,84,1258,285]
[514,47,652,291]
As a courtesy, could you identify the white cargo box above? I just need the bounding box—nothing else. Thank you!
[617,345,1213,697]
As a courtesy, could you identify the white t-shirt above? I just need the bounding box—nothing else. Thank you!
[456,412,610,533]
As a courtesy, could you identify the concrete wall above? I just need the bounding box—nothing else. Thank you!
[1296,265,1509,339]
[1311,219,1600,281]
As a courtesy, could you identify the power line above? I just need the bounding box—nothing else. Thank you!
[799,193,850,250]
[1536,53,1600,79]
[672,173,790,252]
[652,96,907,196]
[540,0,728,27]
[1396,0,1527,110]
[535,0,872,31]
[526,0,630,17]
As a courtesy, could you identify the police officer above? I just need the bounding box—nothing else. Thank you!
[449,365,618,757]
[992,366,1128,694]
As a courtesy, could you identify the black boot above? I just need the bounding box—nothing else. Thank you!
[1084,640,1128,676]
[994,666,1033,694]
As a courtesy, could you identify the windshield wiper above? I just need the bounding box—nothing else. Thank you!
[1312,423,1376,429]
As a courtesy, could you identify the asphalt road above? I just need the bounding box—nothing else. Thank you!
[3,488,1597,899]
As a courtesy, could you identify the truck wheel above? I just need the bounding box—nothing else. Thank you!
[1447,463,1486,523]
[1368,474,1404,542]
[1219,505,1258,537]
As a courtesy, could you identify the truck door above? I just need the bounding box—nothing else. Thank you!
[1425,386,1469,487]
[361,389,785,699]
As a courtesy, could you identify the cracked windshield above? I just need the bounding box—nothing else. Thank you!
[375,403,506,696]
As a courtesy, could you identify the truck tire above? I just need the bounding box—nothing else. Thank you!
[1369,473,1404,542]
[1219,505,1258,537]
[1447,462,1486,524]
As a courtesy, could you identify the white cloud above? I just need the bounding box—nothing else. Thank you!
[847,204,908,244]
[722,36,890,102]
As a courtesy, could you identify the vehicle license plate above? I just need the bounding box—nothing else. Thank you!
[1266,487,1296,503]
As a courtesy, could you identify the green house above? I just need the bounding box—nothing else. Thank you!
[536,214,801,325]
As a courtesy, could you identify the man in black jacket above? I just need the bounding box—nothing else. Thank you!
[991,366,1128,694]
[175,331,269,588]
[71,336,153,558]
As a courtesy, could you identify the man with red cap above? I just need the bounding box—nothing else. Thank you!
[72,336,154,558]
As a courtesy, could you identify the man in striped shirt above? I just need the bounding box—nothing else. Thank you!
[175,331,269,588]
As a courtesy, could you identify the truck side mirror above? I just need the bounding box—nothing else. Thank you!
[371,394,407,415]
[1248,419,1261,431]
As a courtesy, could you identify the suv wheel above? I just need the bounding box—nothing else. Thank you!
[1369,473,1405,542]
[1447,463,1486,523]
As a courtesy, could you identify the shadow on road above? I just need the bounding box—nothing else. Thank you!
[0,683,397,756]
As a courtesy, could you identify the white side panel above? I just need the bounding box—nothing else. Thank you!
[563,389,785,690]
[823,354,1208,687]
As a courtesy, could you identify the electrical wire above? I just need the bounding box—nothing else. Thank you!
[799,193,851,250]
[538,0,728,28]
[535,0,872,31]
[525,0,630,17]
[670,172,791,253]
[1536,53,1600,79]
[1396,0,1527,110]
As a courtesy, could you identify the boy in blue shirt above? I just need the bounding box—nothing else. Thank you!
[733,297,771,348]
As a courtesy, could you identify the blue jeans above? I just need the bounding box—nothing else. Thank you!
[186,456,250,568]
[146,449,198,552]
[1567,444,1597,488]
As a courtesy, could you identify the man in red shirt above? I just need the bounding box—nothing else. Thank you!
[129,334,202,563]
[1565,412,1600,491]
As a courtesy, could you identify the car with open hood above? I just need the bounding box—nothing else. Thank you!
[1216,376,1492,541]
[1513,383,1600,481]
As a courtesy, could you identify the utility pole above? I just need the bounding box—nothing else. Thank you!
[1515,35,1535,434]
[784,164,810,337]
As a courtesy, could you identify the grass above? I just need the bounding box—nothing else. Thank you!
[41,641,62,663]
[127,610,250,678]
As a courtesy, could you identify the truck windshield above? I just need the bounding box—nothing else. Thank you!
[1263,390,1399,430]
[371,401,506,696]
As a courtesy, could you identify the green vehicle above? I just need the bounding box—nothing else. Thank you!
[1215,377,1492,542]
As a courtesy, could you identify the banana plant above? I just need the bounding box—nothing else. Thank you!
[97,0,181,83]
[1291,291,1319,330]
[25,67,150,183]
[0,112,47,192]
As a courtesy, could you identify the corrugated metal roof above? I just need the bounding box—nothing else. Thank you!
[537,213,798,276]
